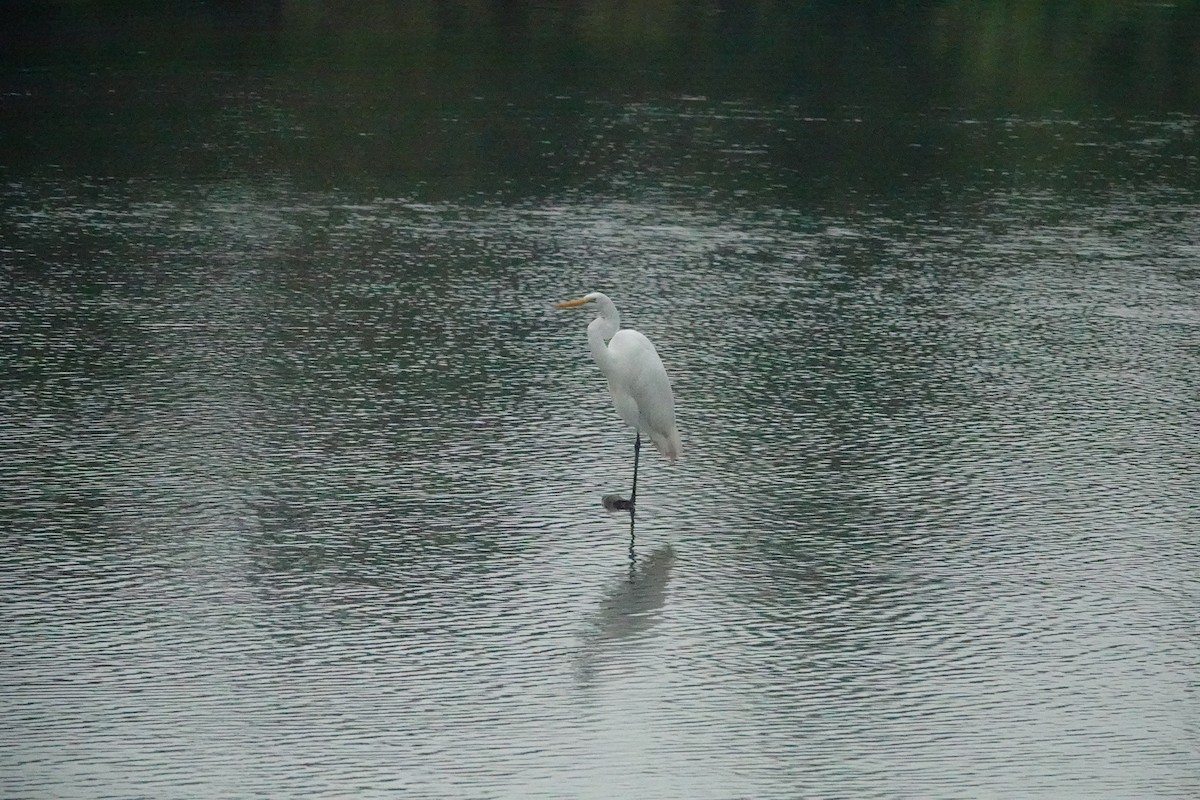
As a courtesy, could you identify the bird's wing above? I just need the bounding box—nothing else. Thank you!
[606,329,680,459]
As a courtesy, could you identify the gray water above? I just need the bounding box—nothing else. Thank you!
[3,7,1200,799]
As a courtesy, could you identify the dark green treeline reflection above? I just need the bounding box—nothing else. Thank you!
[6,1,1198,111]
[3,1,1197,205]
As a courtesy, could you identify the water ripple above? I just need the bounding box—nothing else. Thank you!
[3,137,1199,798]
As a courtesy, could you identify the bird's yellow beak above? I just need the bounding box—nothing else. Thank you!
[555,296,592,309]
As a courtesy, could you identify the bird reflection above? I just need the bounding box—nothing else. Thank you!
[601,493,638,573]
[575,545,675,685]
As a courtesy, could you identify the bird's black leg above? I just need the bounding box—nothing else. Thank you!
[629,432,641,512]
[601,433,642,515]
[628,433,639,557]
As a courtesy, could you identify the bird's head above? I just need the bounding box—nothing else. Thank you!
[556,292,619,337]
[555,292,602,310]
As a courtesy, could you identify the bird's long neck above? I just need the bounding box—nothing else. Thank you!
[587,299,620,373]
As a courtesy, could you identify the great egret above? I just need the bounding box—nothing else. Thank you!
[556,291,681,510]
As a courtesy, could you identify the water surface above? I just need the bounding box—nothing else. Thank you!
[2,7,1199,799]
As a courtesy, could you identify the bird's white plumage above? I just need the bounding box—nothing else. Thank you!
[556,291,681,462]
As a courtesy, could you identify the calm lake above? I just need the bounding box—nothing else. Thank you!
[2,3,1198,798]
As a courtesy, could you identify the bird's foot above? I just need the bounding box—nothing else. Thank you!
[602,494,634,512]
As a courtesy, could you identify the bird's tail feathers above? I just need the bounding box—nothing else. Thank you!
[650,428,682,463]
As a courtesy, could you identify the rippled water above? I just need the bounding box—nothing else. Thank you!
[3,88,1199,798]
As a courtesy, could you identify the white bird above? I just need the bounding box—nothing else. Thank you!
[556,291,681,510]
